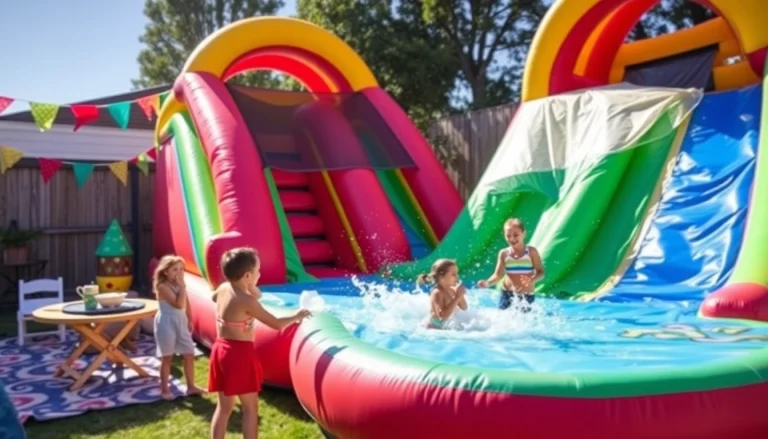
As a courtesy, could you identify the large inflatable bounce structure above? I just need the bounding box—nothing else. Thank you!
[152,1,768,438]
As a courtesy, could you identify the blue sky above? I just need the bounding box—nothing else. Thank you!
[0,1,297,114]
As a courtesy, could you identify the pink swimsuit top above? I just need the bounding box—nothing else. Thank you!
[217,316,255,332]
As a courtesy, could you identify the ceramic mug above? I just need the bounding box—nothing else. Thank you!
[76,284,99,311]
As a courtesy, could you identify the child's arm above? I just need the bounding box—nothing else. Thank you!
[528,246,545,283]
[185,296,194,331]
[433,288,466,320]
[245,297,310,330]
[456,283,469,311]
[478,250,505,287]
[157,284,186,309]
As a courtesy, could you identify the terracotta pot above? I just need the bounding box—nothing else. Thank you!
[3,246,29,265]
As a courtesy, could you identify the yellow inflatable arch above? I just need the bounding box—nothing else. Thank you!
[523,0,768,101]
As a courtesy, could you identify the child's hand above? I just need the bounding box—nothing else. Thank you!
[456,283,467,296]
[294,309,312,323]
[175,273,186,289]
[188,320,194,333]
[477,280,489,288]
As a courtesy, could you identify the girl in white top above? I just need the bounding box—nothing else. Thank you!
[153,255,204,400]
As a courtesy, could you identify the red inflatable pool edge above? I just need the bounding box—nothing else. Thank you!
[700,283,768,323]
[287,315,768,439]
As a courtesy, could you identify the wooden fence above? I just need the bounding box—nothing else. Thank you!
[0,103,516,304]
[426,102,518,199]
[0,161,155,306]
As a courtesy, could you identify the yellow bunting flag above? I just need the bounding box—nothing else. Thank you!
[29,102,60,132]
[108,161,128,186]
[0,146,24,174]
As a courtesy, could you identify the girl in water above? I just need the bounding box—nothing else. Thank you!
[418,259,468,329]
[477,218,545,311]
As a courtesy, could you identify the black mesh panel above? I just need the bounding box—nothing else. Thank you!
[227,85,417,171]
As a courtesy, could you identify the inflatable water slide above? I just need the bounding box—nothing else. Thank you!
[389,0,768,321]
[150,18,463,290]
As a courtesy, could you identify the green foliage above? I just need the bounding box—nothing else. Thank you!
[628,0,716,41]
[297,0,460,129]
[420,0,548,109]
[132,0,285,89]
[0,228,43,248]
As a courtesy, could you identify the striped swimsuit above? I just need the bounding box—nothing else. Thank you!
[499,246,536,311]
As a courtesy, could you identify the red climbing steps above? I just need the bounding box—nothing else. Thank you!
[271,169,351,275]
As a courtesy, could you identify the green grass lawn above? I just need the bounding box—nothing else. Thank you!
[2,317,324,439]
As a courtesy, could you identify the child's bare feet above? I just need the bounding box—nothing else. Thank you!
[160,391,174,401]
[186,385,205,396]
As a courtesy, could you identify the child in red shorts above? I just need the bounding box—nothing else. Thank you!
[209,247,310,439]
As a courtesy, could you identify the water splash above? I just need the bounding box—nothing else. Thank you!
[317,276,574,341]
[274,278,768,371]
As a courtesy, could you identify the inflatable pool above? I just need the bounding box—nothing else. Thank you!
[149,1,768,438]
[255,280,767,439]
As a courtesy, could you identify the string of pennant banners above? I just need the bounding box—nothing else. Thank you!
[0,90,169,186]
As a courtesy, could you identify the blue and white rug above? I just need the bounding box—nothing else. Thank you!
[0,330,202,423]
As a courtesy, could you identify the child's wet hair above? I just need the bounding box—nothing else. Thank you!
[504,217,525,232]
[416,259,457,285]
[221,247,259,281]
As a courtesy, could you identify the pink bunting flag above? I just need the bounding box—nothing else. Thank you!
[70,105,100,131]
[145,147,158,162]
[38,158,63,183]
[0,96,13,115]
[136,96,155,120]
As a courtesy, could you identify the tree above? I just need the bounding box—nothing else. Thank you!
[297,0,460,129]
[628,0,715,41]
[420,0,549,109]
[132,0,285,90]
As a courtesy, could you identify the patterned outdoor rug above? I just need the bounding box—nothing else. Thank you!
[0,330,202,423]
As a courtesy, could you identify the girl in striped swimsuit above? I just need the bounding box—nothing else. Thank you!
[478,218,545,312]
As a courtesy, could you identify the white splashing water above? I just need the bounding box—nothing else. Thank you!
[301,276,575,342]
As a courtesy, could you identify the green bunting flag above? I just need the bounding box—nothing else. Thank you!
[107,101,131,129]
[72,162,95,188]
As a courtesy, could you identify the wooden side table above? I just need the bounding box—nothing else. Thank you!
[32,298,159,391]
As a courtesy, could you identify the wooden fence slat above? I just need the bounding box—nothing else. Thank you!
[427,102,517,199]
[0,166,154,303]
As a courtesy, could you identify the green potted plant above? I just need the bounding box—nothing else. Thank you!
[0,221,43,264]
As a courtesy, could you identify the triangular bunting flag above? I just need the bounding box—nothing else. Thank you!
[38,158,62,183]
[70,105,100,131]
[136,153,150,175]
[0,146,24,174]
[145,146,158,161]
[108,161,128,185]
[107,101,131,130]
[150,94,161,113]
[0,96,13,115]
[72,162,95,188]
[29,102,60,131]
[158,91,170,108]
[136,96,155,120]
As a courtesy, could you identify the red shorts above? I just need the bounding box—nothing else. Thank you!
[208,338,263,396]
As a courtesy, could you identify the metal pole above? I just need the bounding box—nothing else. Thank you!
[129,165,141,293]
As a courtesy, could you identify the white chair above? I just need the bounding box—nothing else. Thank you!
[17,277,65,346]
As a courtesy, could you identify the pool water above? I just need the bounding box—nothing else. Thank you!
[262,278,768,373]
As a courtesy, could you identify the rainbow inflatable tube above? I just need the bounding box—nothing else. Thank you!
[150,18,463,387]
